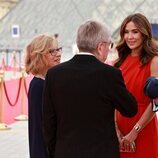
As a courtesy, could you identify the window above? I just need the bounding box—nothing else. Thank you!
[11,25,20,38]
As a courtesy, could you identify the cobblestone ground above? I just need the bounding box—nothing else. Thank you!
[0,121,29,158]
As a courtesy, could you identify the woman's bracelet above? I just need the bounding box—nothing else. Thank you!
[133,123,141,132]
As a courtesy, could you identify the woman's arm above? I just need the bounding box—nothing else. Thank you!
[132,56,158,132]
[114,110,124,143]
[136,56,158,128]
[121,56,158,150]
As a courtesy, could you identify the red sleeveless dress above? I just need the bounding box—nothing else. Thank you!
[116,55,158,158]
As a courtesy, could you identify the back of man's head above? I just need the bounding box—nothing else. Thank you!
[76,19,111,53]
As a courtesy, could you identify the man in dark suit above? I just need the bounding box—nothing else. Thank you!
[42,20,138,158]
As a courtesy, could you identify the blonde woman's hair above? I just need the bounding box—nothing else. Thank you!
[25,34,58,75]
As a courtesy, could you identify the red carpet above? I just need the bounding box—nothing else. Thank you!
[0,76,32,124]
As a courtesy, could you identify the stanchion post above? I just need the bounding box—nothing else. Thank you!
[14,66,28,121]
[0,70,11,130]
[12,51,17,79]
[1,52,6,71]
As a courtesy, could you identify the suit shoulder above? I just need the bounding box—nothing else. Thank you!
[48,61,69,73]
[102,63,121,73]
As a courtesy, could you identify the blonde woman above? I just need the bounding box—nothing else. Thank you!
[25,34,62,158]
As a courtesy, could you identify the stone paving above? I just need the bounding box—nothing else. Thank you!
[0,121,29,158]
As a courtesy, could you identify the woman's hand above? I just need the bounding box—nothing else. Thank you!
[120,128,138,152]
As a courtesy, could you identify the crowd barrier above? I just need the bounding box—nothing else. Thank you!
[0,51,22,72]
[0,69,32,130]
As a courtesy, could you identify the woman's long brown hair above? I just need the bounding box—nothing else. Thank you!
[114,13,158,68]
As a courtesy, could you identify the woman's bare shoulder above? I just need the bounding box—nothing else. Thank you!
[151,55,158,76]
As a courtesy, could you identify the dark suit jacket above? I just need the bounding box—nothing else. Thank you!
[43,55,137,158]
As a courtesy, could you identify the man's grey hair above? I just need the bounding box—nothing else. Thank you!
[76,19,111,52]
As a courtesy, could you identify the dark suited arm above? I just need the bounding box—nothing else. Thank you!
[110,69,138,117]
[42,70,57,158]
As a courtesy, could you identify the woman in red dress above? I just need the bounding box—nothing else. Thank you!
[114,13,158,158]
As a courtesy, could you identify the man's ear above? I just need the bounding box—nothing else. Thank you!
[97,42,102,56]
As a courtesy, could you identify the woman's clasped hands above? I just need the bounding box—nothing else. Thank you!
[117,128,138,152]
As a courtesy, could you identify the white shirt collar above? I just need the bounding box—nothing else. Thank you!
[76,52,95,56]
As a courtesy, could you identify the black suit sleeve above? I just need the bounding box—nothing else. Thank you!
[42,70,57,158]
[109,69,138,117]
